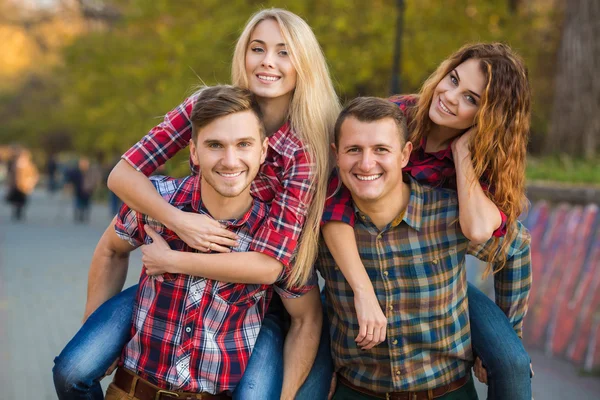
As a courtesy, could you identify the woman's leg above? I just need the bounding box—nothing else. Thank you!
[232,311,285,400]
[53,285,138,400]
[468,283,531,400]
[233,294,333,400]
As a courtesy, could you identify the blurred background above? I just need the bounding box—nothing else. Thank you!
[0,0,598,398]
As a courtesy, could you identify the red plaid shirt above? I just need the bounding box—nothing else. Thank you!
[323,95,507,237]
[114,175,316,393]
[123,93,314,267]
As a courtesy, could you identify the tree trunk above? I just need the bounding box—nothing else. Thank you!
[546,0,600,159]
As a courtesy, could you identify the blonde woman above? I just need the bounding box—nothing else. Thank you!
[53,9,339,400]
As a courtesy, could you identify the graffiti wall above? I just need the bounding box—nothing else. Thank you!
[522,202,600,372]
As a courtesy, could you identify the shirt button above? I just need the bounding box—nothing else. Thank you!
[383,271,389,277]
[392,339,398,345]
[432,259,438,264]
[185,327,192,333]
[388,305,393,311]
[396,370,401,376]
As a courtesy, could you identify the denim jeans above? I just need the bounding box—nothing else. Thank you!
[53,285,332,400]
[53,285,137,400]
[53,283,530,400]
[468,283,532,400]
[232,296,333,399]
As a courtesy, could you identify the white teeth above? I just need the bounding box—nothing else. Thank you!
[219,172,243,177]
[258,75,279,82]
[439,99,453,115]
[356,174,381,181]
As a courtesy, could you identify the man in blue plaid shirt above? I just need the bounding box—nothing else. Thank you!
[318,97,531,399]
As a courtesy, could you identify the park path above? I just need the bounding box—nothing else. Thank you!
[1,188,599,399]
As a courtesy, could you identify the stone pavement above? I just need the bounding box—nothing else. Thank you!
[1,189,599,399]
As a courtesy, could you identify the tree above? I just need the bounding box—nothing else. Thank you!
[546,0,600,159]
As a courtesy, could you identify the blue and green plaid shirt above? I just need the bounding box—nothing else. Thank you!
[317,177,531,393]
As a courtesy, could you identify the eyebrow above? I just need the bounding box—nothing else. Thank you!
[250,39,286,47]
[453,69,481,99]
[203,137,257,144]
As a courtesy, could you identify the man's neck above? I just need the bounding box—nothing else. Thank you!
[257,95,291,136]
[353,180,411,230]
[200,182,253,221]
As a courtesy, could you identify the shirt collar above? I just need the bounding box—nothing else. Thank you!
[353,174,424,232]
[172,174,267,231]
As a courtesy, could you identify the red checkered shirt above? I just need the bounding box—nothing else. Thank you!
[123,93,314,267]
[114,175,316,393]
[323,94,507,236]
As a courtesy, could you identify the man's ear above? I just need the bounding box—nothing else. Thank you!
[260,137,269,164]
[189,139,199,166]
[330,142,339,164]
[400,141,413,169]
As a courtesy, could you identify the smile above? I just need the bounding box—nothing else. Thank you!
[355,174,382,181]
[438,98,455,116]
[257,74,280,83]
[217,171,244,178]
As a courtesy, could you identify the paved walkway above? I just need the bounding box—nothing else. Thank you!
[1,189,599,399]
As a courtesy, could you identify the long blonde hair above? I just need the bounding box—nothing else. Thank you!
[411,43,531,271]
[232,9,341,286]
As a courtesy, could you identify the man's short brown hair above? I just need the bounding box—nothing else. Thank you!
[334,97,408,147]
[191,85,265,142]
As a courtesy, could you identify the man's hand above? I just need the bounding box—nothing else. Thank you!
[473,357,487,384]
[327,374,337,400]
[103,358,119,378]
[171,212,239,253]
[354,290,387,350]
[142,225,173,275]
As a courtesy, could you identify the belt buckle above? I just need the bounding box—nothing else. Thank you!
[155,390,180,400]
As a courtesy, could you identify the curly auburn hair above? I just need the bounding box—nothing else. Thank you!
[410,43,531,271]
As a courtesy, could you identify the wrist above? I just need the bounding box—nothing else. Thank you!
[163,207,185,232]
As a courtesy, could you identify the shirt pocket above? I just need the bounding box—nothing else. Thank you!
[213,282,267,306]
[410,247,459,315]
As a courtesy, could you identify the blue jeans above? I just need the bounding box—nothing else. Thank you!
[468,283,532,400]
[232,297,333,399]
[53,285,137,399]
[53,285,332,399]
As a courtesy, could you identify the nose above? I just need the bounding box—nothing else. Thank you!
[445,87,459,104]
[221,147,238,169]
[358,150,376,172]
[261,51,275,68]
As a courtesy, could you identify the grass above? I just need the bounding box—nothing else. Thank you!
[526,156,600,185]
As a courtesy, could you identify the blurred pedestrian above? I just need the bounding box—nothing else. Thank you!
[66,157,102,223]
[5,147,39,221]
[47,153,59,194]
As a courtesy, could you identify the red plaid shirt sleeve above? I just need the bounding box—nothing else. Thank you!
[322,169,355,226]
[122,95,198,176]
[250,139,313,267]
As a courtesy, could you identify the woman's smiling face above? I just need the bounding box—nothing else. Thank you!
[429,58,486,131]
[245,19,297,103]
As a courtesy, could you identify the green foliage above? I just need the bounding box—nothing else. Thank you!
[0,0,563,165]
[527,156,600,184]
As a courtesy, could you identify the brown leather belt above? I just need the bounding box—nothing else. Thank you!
[337,373,470,400]
[112,368,230,400]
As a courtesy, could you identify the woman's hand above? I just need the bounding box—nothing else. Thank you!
[451,126,475,159]
[141,225,173,276]
[353,290,387,350]
[171,211,239,252]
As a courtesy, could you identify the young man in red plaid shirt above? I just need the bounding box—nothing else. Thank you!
[84,86,322,400]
